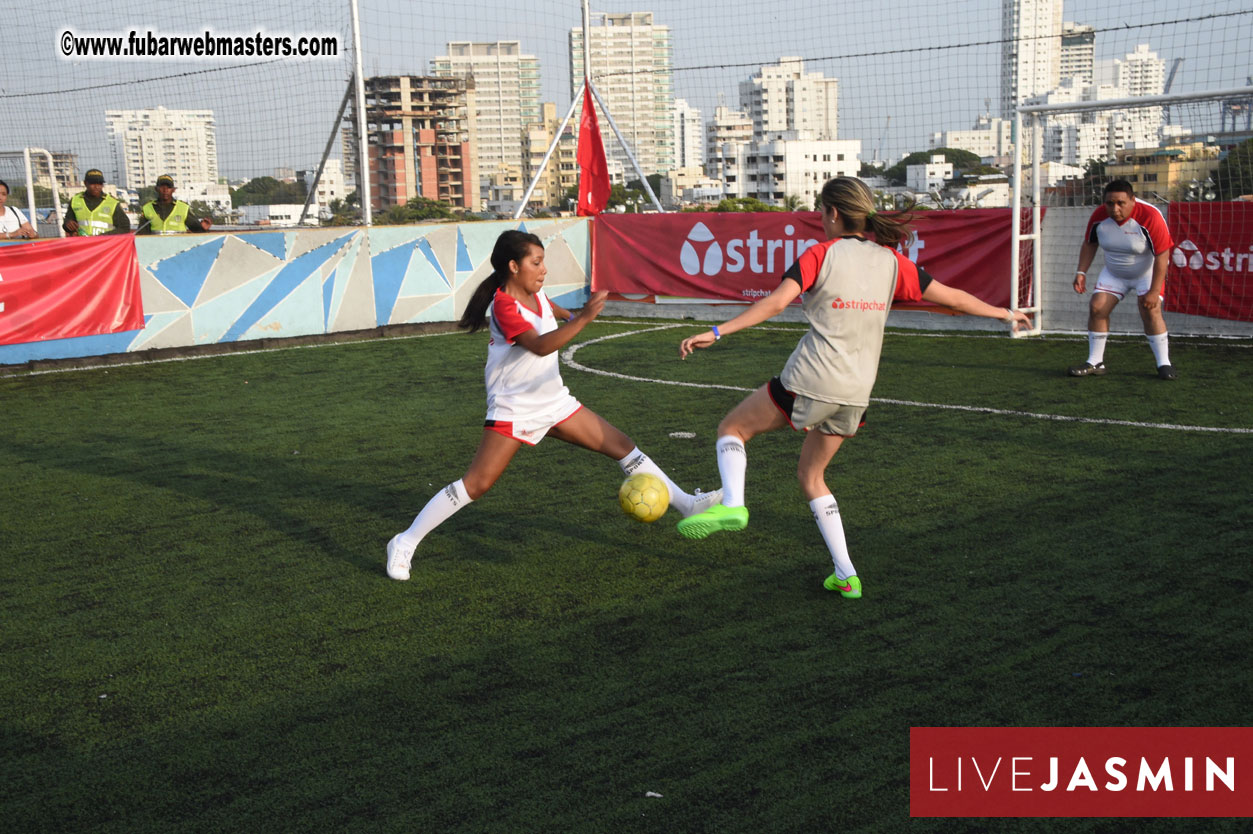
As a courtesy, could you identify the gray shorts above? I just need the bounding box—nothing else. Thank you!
[768,377,866,437]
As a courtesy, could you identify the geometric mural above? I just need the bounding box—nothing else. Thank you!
[0,218,592,365]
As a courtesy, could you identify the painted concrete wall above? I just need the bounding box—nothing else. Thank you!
[1,210,1248,367]
[0,218,592,365]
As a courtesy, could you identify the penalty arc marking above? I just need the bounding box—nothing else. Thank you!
[561,325,1253,436]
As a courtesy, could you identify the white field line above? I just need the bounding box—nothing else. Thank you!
[3,328,465,378]
[562,324,1253,435]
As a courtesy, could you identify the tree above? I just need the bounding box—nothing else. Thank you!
[324,191,361,226]
[712,197,782,212]
[1215,138,1253,200]
[858,162,886,179]
[5,184,58,206]
[379,196,456,225]
[626,174,663,195]
[188,200,226,224]
[231,176,307,208]
[781,194,805,212]
[883,148,983,185]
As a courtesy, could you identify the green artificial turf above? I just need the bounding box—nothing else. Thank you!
[1,321,1249,833]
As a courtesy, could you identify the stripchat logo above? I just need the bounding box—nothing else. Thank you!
[831,296,887,311]
[1172,238,1253,272]
[679,221,820,278]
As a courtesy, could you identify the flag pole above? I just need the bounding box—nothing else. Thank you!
[586,78,664,213]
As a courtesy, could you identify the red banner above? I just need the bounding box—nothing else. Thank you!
[1165,202,1253,322]
[592,209,1028,309]
[0,235,144,347]
[911,727,1253,818]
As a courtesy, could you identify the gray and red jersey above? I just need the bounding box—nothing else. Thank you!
[778,235,930,408]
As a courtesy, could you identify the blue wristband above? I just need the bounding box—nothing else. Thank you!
[711,325,721,341]
[567,313,575,322]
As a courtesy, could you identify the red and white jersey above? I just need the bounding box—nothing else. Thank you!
[1084,199,1172,281]
[484,288,570,422]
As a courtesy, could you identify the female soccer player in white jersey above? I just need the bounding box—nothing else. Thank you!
[1068,180,1176,380]
[386,230,720,581]
[674,177,1032,599]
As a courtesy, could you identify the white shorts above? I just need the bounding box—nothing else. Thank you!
[1093,268,1161,300]
[485,393,582,445]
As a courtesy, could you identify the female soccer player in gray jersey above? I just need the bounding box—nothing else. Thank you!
[676,177,1032,598]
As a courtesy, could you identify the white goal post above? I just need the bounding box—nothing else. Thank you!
[1011,86,1253,338]
[0,148,66,238]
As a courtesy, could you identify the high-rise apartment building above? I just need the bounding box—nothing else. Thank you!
[104,106,218,190]
[570,11,675,176]
[29,151,78,195]
[362,75,477,212]
[1026,42,1167,168]
[673,99,704,170]
[430,41,541,184]
[1001,0,1063,117]
[521,102,578,209]
[1106,43,1166,98]
[739,57,839,140]
[1060,22,1096,85]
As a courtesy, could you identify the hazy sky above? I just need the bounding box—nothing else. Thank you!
[2,0,1249,180]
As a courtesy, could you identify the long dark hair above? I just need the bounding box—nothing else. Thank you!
[819,176,916,249]
[458,230,544,333]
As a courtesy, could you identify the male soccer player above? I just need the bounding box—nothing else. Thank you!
[1069,180,1176,380]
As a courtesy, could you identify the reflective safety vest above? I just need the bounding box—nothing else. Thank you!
[69,193,119,236]
[142,200,191,234]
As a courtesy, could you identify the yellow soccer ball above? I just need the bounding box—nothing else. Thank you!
[618,472,670,523]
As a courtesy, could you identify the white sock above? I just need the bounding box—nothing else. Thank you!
[397,479,473,550]
[1086,331,1108,366]
[810,494,857,581]
[618,447,694,515]
[1147,332,1170,367]
[716,435,748,508]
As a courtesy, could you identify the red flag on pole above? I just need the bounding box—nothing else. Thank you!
[576,82,611,216]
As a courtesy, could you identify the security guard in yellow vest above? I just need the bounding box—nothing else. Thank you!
[138,174,213,235]
[63,169,130,236]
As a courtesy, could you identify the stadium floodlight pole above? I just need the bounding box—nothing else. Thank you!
[513,82,584,220]
[587,78,665,213]
[348,0,372,226]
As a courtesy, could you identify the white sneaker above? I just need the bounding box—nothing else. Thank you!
[386,534,415,581]
[683,488,724,518]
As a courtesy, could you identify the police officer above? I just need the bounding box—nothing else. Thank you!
[137,174,213,235]
[63,168,130,236]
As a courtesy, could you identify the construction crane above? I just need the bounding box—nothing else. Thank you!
[873,116,891,166]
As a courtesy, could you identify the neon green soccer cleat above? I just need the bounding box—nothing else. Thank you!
[676,503,748,540]
[823,573,862,599]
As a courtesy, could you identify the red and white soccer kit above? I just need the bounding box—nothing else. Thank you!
[1084,199,1173,299]
[484,288,582,444]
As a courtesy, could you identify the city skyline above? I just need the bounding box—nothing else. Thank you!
[3,1,1249,185]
